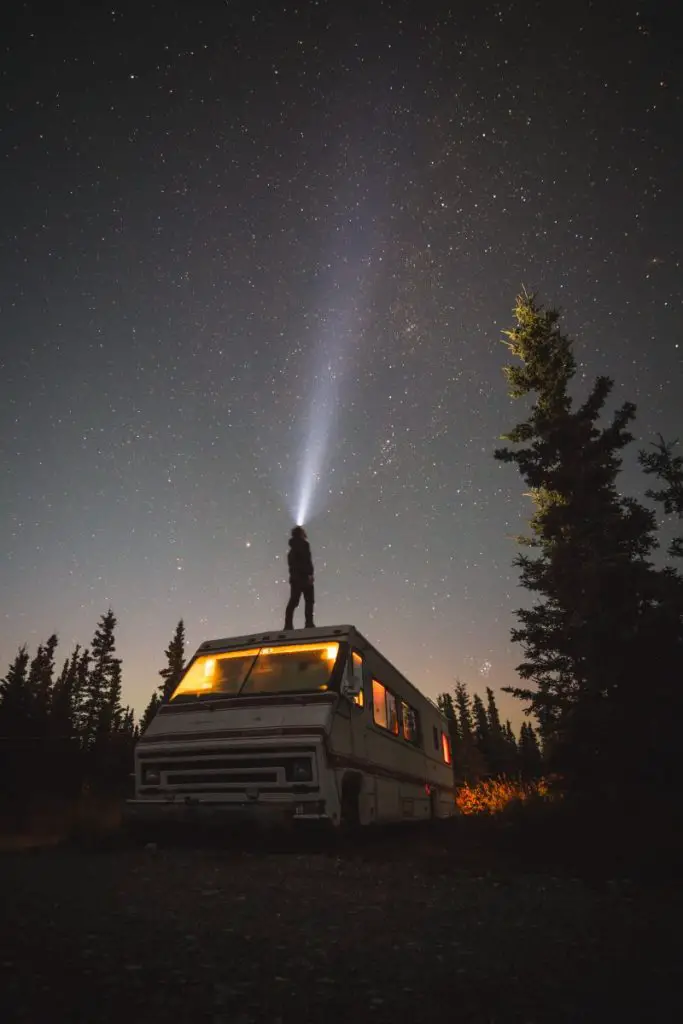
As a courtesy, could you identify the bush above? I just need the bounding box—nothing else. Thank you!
[456,775,551,815]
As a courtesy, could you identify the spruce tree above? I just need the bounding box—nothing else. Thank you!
[50,644,82,737]
[639,435,683,558]
[140,693,161,734]
[82,610,122,747]
[453,680,474,739]
[518,722,543,779]
[484,687,511,774]
[72,648,91,740]
[158,619,186,701]
[28,633,59,734]
[503,720,521,775]
[443,680,486,781]
[471,693,491,773]
[495,291,683,792]
[0,645,32,736]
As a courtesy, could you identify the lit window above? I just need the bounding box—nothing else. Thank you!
[372,680,388,729]
[372,680,399,734]
[442,732,452,765]
[402,702,419,744]
[386,692,399,735]
[351,651,364,706]
[171,642,339,700]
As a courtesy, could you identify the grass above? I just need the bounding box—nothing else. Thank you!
[455,775,552,815]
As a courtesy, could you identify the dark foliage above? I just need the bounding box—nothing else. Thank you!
[495,292,683,795]
[437,680,541,781]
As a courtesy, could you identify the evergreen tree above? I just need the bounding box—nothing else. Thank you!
[484,686,512,774]
[50,644,82,737]
[118,706,137,741]
[453,680,473,739]
[140,693,161,734]
[503,720,521,775]
[158,619,186,701]
[82,610,122,747]
[0,645,32,736]
[471,693,490,772]
[440,680,486,781]
[139,619,187,733]
[27,633,59,734]
[97,658,124,739]
[72,648,91,739]
[518,722,543,779]
[639,435,683,558]
[495,292,683,792]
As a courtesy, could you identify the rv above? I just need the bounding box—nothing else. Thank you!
[125,625,456,830]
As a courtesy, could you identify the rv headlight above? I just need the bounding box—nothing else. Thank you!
[142,767,161,786]
[286,759,313,783]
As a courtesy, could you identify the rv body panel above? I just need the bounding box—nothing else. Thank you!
[125,625,456,830]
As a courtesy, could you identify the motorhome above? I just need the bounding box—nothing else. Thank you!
[125,625,456,830]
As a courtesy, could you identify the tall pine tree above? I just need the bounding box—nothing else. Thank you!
[519,722,543,779]
[0,645,32,736]
[471,693,490,773]
[82,610,122,747]
[159,619,186,701]
[639,435,683,558]
[140,620,187,733]
[50,644,82,737]
[495,291,683,792]
[27,633,59,735]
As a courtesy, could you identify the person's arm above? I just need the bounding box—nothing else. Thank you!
[305,543,314,579]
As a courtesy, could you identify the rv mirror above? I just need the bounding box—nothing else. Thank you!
[342,675,362,698]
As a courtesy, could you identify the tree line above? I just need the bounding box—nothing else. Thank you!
[436,681,543,783]
[0,613,186,825]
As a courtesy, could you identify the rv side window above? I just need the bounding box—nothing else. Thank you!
[442,732,452,765]
[372,680,399,735]
[401,701,419,745]
[372,680,388,729]
[386,691,399,735]
[433,726,439,751]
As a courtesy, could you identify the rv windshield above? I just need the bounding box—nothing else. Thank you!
[170,642,340,701]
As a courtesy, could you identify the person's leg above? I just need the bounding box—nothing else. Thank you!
[285,583,302,629]
[303,583,315,628]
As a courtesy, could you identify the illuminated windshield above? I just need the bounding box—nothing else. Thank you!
[171,642,340,700]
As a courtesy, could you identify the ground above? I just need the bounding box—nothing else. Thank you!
[1,828,680,1023]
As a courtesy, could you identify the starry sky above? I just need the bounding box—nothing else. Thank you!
[1,1,681,725]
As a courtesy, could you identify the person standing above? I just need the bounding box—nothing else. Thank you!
[284,526,315,630]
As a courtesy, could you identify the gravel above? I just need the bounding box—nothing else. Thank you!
[1,832,680,1023]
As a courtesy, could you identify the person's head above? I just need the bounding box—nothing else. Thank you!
[291,525,307,541]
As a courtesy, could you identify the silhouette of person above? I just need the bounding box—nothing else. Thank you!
[284,526,315,630]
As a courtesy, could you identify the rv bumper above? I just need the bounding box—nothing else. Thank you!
[123,797,330,828]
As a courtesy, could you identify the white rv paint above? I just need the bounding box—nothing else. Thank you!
[125,625,456,829]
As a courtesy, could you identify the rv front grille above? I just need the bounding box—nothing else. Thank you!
[137,747,318,794]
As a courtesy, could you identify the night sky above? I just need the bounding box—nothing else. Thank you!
[2,2,681,724]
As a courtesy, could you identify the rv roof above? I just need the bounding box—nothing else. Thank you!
[198,624,355,652]
[196,625,444,716]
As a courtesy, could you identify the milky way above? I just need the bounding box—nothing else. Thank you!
[1,2,681,723]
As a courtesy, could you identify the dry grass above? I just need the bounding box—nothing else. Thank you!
[456,775,552,815]
[0,793,124,850]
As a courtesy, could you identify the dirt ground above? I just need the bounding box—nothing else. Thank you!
[1,829,680,1023]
